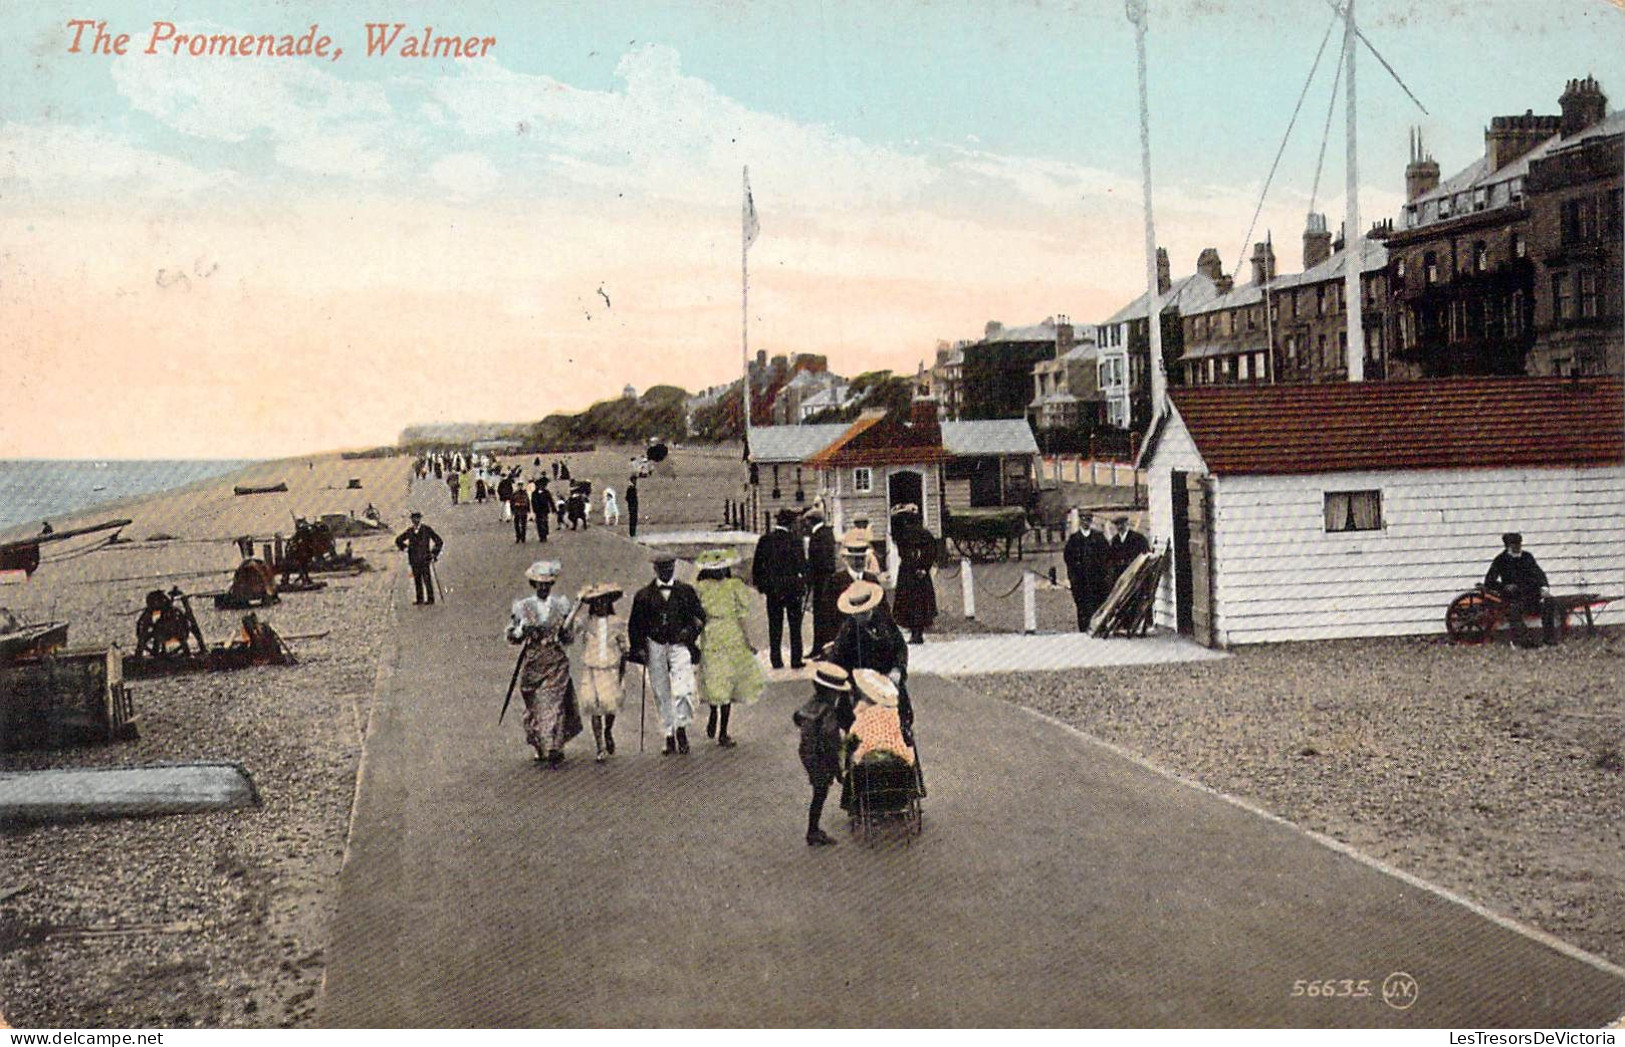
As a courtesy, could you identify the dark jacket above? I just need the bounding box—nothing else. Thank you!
[827,612,913,732]
[626,482,639,511]
[627,580,707,660]
[891,522,938,631]
[806,523,838,582]
[1486,550,1548,598]
[752,526,807,597]
[394,523,443,566]
[1108,529,1151,586]
[531,487,553,520]
[796,685,855,786]
[814,568,890,652]
[1064,530,1112,603]
[496,477,515,503]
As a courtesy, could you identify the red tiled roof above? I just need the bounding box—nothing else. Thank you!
[806,412,951,468]
[1167,376,1624,476]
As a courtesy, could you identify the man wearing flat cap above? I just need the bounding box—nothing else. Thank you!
[628,552,708,754]
[804,506,840,652]
[1107,514,1151,592]
[394,511,444,605]
[1485,532,1557,647]
[752,508,808,669]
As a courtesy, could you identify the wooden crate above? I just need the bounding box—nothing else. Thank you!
[0,645,137,752]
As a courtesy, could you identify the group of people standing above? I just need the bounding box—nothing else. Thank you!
[1063,510,1150,631]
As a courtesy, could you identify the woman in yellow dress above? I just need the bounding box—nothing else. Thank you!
[694,549,764,747]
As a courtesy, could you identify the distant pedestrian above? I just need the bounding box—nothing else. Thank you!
[510,484,531,543]
[626,477,640,538]
[560,461,572,482]
[576,583,628,762]
[603,487,620,527]
[506,560,581,767]
[805,507,840,652]
[888,505,937,645]
[628,552,707,756]
[394,511,444,605]
[551,461,560,480]
[447,471,460,505]
[497,473,515,515]
[458,470,474,506]
[531,481,553,543]
[1064,511,1111,631]
[752,508,807,669]
[694,549,764,747]
[1107,515,1151,592]
[794,661,855,847]
[474,474,488,504]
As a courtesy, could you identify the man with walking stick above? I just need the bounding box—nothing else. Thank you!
[627,552,707,756]
[394,511,444,606]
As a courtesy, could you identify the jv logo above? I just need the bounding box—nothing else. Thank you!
[1382,972,1419,1011]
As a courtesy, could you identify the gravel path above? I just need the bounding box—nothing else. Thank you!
[977,629,1625,968]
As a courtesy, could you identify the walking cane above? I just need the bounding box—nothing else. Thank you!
[639,665,647,753]
[431,560,449,605]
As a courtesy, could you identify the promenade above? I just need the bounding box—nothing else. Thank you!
[318,481,1625,1027]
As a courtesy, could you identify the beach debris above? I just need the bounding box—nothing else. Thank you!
[0,884,33,905]
[0,609,69,666]
[214,559,279,610]
[134,588,208,660]
[0,762,258,826]
[267,520,370,582]
[0,645,137,752]
[233,482,289,496]
[124,613,296,680]
[0,518,132,577]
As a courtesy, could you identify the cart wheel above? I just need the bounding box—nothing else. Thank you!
[960,536,999,562]
[1445,591,1499,645]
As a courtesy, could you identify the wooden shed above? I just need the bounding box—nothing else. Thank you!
[1139,376,1625,646]
[805,405,950,542]
[939,419,1041,511]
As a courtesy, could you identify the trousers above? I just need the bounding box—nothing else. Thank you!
[764,590,805,668]
[646,642,696,734]
[411,562,435,603]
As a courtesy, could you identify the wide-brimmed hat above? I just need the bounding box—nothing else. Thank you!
[695,549,740,571]
[837,579,884,615]
[852,668,898,707]
[578,582,623,602]
[409,511,423,521]
[802,506,824,521]
[890,503,919,516]
[840,529,872,554]
[811,661,851,692]
[524,560,561,582]
[650,551,677,566]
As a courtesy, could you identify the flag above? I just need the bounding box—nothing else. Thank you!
[742,166,760,252]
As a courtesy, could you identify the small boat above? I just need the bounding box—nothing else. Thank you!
[233,482,289,496]
[0,620,70,665]
[92,484,107,492]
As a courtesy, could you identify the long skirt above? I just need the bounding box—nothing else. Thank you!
[520,641,582,754]
[578,665,623,717]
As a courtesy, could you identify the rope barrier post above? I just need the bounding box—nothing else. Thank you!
[961,558,976,620]
[886,538,900,586]
[1022,570,1037,634]
[1073,458,1082,484]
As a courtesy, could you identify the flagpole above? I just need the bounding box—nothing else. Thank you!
[1342,0,1365,382]
[741,165,753,450]
[1127,0,1166,425]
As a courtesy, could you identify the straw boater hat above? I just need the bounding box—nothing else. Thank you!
[811,661,851,692]
[650,550,677,566]
[578,582,623,602]
[837,579,885,615]
[852,668,899,707]
[891,503,919,516]
[840,529,872,554]
[695,548,740,572]
[524,560,561,583]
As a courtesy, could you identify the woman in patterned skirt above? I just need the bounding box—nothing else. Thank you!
[506,560,581,767]
[693,548,764,747]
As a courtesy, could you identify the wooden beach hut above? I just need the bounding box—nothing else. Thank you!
[1138,376,1625,646]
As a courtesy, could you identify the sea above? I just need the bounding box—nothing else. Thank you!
[0,459,255,534]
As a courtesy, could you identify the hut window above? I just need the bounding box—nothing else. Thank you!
[852,467,873,494]
[1324,490,1382,533]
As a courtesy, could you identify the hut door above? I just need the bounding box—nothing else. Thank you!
[1170,470,1194,635]
[1187,474,1217,648]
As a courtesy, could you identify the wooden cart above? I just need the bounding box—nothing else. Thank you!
[941,506,1029,562]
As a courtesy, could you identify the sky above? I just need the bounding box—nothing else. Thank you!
[1,0,1621,458]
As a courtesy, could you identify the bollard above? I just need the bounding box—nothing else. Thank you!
[1073,458,1082,484]
[886,540,899,584]
[262,542,273,565]
[1022,571,1037,634]
[1048,566,1058,586]
[961,558,975,620]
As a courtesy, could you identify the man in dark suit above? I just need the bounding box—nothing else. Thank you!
[1064,511,1111,632]
[394,511,444,605]
[814,528,889,655]
[752,508,808,669]
[531,480,553,543]
[628,553,708,754]
[1485,532,1556,647]
[1107,515,1151,591]
[804,507,840,652]
[626,477,640,538]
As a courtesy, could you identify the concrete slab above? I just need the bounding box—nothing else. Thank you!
[908,630,1227,675]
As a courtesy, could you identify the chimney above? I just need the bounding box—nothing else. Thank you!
[1333,221,1346,255]
[1155,247,1171,295]
[1405,128,1440,201]
[1195,247,1225,283]
[1486,109,1561,173]
[909,397,942,441]
[1559,75,1608,137]
[1303,213,1332,269]
[984,321,1004,340]
[755,349,767,369]
[1056,314,1075,353]
[1249,240,1277,286]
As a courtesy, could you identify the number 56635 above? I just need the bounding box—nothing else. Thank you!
[1291,979,1372,998]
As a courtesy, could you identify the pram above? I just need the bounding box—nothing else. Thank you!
[842,741,925,845]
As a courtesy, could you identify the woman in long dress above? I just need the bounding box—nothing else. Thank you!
[693,549,764,747]
[889,505,938,644]
[576,583,627,762]
[506,560,581,767]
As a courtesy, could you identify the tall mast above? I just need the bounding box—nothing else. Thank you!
[1342,0,1365,382]
[1127,0,1166,421]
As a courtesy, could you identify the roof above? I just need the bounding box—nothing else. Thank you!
[1102,272,1223,326]
[1405,109,1624,229]
[1160,376,1624,476]
[986,320,1059,344]
[940,419,1039,457]
[747,423,848,463]
[1187,240,1389,318]
[807,412,950,468]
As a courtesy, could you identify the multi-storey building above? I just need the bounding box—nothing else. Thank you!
[959,318,1078,421]
[1096,248,1221,431]
[1028,323,1105,432]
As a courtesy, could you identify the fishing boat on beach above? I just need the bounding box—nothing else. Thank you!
[233,482,289,496]
[0,611,69,665]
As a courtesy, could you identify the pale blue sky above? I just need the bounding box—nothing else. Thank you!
[1,0,1621,456]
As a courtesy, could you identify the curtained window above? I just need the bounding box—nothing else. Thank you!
[1324,490,1383,533]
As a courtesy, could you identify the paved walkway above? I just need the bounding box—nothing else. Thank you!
[318,487,1625,1027]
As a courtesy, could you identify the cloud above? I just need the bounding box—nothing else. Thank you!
[0,121,231,196]
[428,151,500,198]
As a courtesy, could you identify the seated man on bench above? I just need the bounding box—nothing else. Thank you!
[1485,532,1557,648]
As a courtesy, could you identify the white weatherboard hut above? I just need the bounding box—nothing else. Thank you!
[1139,376,1625,646]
